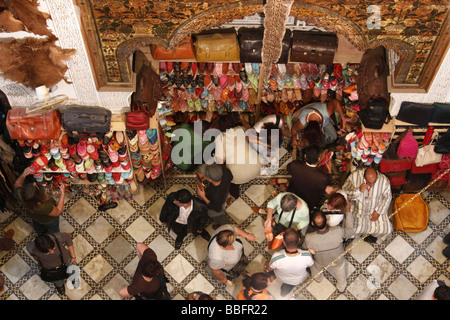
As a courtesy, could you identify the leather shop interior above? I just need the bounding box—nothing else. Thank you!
[0,0,449,301]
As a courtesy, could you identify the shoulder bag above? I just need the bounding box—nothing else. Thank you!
[63,106,111,133]
[415,131,442,167]
[397,129,418,159]
[126,103,149,130]
[39,234,69,282]
[393,193,429,232]
[357,46,390,109]
[290,30,337,65]
[6,108,61,140]
[151,36,195,60]
[194,32,240,62]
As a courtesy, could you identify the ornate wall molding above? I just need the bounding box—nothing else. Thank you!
[73,0,448,93]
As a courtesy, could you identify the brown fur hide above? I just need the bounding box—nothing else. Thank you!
[0,9,25,32]
[0,37,76,89]
[1,0,54,38]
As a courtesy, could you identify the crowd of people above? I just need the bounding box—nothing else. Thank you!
[1,100,450,301]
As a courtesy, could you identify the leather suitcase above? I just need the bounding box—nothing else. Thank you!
[290,30,337,64]
[238,28,291,63]
[63,106,111,133]
[357,46,390,109]
[151,36,195,60]
[6,108,61,140]
[238,27,264,63]
[194,32,240,62]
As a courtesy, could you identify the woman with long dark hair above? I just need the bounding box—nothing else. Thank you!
[237,272,273,300]
[14,167,65,234]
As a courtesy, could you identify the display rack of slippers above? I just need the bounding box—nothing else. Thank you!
[126,127,164,184]
[158,61,259,116]
[6,106,137,210]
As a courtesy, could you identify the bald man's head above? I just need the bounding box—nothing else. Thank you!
[364,168,378,186]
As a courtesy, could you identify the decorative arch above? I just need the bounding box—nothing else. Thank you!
[77,0,447,92]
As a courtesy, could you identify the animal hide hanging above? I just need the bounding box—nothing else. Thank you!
[0,0,54,38]
[0,37,76,89]
[262,0,294,78]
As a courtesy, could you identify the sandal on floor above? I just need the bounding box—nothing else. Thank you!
[268,178,288,185]
[98,201,118,211]
[251,207,267,215]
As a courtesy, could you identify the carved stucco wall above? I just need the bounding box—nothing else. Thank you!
[0,0,448,115]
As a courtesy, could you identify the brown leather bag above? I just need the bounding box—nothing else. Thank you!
[238,28,291,63]
[151,36,195,60]
[194,32,240,62]
[290,31,337,64]
[6,108,61,140]
[357,46,390,109]
[126,103,149,130]
[133,64,161,118]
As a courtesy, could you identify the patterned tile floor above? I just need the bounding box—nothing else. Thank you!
[1,147,449,300]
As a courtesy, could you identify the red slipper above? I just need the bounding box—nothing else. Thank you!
[268,178,288,185]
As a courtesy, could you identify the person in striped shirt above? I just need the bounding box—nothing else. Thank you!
[342,167,393,244]
[264,228,314,297]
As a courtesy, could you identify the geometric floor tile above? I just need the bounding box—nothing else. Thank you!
[19,274,50,300]
[347,274,378,300]
[406,255,437,284]
[1,254,31,284]
[388,274,418,300]
[125,216,155,243]
[83,254,114,283]
[105,235,134,263]
[1,177,449,301]
[165,254,195,283]
[86,216,116,243]
[70,197,97,225]
[385,235,415,264]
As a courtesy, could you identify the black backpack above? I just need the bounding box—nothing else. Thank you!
[357,98,391,130]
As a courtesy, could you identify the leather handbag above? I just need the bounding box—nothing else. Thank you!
[415,131,442,167]
[238,28,291,63]
[357,98,390,130]
[238,27,263,63]
[290,30,337,65]
[411,161,439,174]
[133,64,160,118]
[151,36,195,60]
[397,129,418,159]
[6,108,61,140]
[357,46,390,109]
[396,102,436,127]
[430,103,450,123]
[383,129,409,160]
[63,106,111,133]
[126,103,149,130]
[393,193,428,232]
[194,32,240,62]
[434,128,450,154]
[380,158,412,173]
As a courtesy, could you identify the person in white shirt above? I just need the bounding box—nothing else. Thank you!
[160,188,210,250]
[264,228,314,297]
[207,224,257,286]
